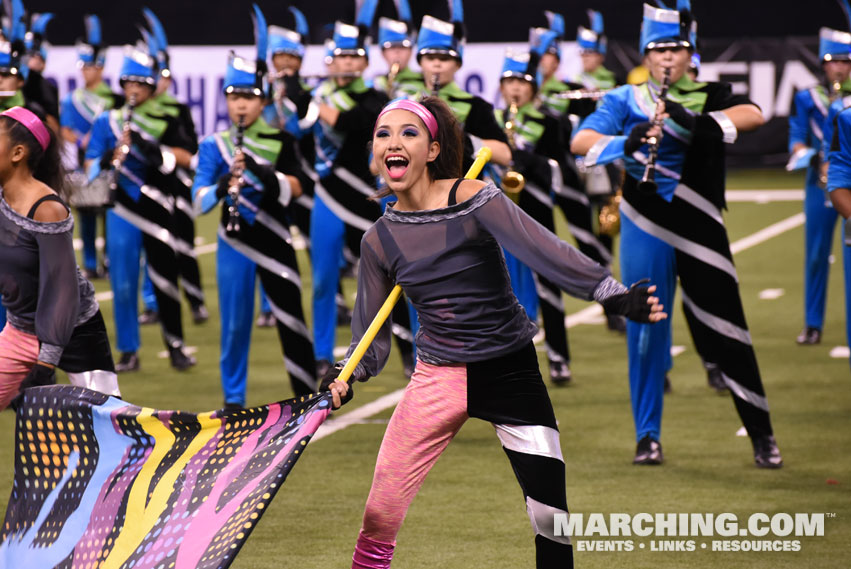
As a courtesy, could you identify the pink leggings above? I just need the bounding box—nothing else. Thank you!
[353,360,470,567]
[0,323,40,410]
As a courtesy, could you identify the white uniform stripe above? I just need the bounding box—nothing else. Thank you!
[179,278,205,302]
[255,210,294,245]
[523,182,554,207]
[113,203,175,248]
[722,372,770,412]
[219,228,302,288]
[284,357,316,390]
[621,200,739,280]
[333,166,376,197]
[681,291,752,345]
[147,264,182,302]
[567,225,613,264]
[554,183,591,206]
[314,182,374,232]
[533,275,564,311]
[674,183,724,225]
[495,424,564,462]
[266,297,311,340]
[525,497,572,545]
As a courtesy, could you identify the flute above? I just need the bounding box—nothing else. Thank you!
[225,115,246,236]
[638,67,672,194]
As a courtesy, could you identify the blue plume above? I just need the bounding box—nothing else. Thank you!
[142,8,169,53]
[655,0,670,7]
[356,0,379,28]
[137,25,156,56]
[588,10,604,35]
[450,0,464,24]
[31,13,54,36]
[5,0,26,42]
[544,11,564,39]
[84,15,101,46]
[839,0,851,31]
[393,0,412,24]
[676,0,691,11]
[252,3,268,62]
[289,7,308,37]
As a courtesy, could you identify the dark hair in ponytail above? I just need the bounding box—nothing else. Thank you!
[0,111,65,198]
[419,96,463,181]
[371,96,464,199]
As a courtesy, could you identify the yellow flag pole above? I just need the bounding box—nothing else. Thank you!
[335,146,494,383]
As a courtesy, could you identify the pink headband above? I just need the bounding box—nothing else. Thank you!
[375,99,439,140]
[2,106,50,152]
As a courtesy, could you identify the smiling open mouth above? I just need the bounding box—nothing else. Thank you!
[385,156,410,179]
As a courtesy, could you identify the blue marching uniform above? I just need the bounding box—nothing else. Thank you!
[576,2,781,467]
[826,106,851,369]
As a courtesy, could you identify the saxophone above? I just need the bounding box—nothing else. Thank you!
[638,67,672,193]
[106,94,137,207]
[598,188,623,236]
[501,101,525,194]
[386,62,400,97]
[225,115,246,236]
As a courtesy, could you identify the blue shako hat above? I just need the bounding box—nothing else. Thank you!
[76,15,106,67]
[500,49,540,91]
[119,45,157,86]
[331,0,378,58]
[417,0,465,62]
[142,8,171,78]
[529,26,560,61]
[269,7,308,58]
[25,13,54,61]
[639,1,695,53]
[0,0,27,77]
[825,0,851,61]
[577,10,606,55]
[223,3,268,95]
[378,0,414,49]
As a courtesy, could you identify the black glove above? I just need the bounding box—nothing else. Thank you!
[624,122,653,155]
[9,363,56,411]
[318,364,355,409]
[664,100,696,132]
[130,130,163,166]
[215,172,232,201]
[600,279,656,323]
[243,154,281,204]
[99,147,116,171]
[845,217,851,246]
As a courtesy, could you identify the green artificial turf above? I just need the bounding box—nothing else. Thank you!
[0,168,848,568]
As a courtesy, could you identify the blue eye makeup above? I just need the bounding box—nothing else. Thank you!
[402,127,419,137]
[375,128,390,137]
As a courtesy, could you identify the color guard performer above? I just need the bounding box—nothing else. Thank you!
[86,46,196,372]
[571,1,783,468]
[192,6,316,406]
[787,7,851,346]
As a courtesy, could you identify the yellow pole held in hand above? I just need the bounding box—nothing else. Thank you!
[335,146,493,384]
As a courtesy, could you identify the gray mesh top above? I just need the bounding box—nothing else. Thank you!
[344,183,627,380]
[0,193,99,365]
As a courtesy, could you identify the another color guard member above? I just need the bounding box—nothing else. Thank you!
[571,1,783,468]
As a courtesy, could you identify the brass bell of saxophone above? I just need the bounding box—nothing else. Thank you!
[598,190,622,236]
[386,62,400,96]
[501,101,525,194]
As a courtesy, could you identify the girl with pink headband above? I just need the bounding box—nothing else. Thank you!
[0,106,120,410]
[322,96,667,568]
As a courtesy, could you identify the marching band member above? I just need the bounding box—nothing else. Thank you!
[496,49,578,383]
[787,13,851,346]
[192,6,315,406]
[321,95,666,569]
[571,1,783,468]
[86,45,196,372]
[573,10,619,92]
[23,12,59,132]
[372,0,424,99]
[826,105,851,372]
[310,1,415,377]
[60,15,121,280]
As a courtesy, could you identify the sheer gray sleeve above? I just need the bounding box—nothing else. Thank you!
[472,185,613,301]
[341,233,395,381]
[34,228,80,365]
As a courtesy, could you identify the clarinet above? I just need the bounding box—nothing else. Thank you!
[431,73,441,97]
[225,115,246,236]
[638,67,672,194]
[106,94,137,207]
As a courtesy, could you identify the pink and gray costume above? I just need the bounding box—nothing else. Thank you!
[0,192,119,410]
[342,181,628,568]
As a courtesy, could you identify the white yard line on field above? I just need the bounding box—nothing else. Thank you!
[316,211,808,442]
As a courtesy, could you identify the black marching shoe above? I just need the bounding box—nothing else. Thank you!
[705,363,728,393]
[795,327,821,345]
[115,352,140,373]
[752,435,783,469]
[169,346,197,371]
[549,360,573,385]
[192,304,210,324]
[256,311,275,328]
[633,435,664,465]
[138,309,159,325]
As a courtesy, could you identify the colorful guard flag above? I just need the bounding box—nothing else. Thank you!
[0,385,332,568]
